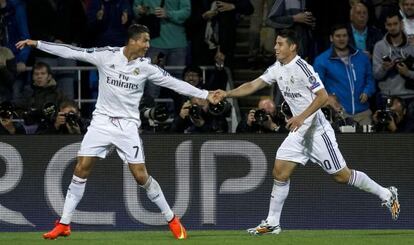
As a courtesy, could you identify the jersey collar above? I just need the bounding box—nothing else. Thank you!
[281,55,300,67]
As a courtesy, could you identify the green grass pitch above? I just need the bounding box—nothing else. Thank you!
[1,230,413,245]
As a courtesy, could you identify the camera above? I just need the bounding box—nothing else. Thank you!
[189,104,203,120]
[254,109,269,125]
[208,100,231,116]
[0,101,14,119]
[382,55,392,62]
[64,112,79,127]
[376,109,397,125]
[22,103,57,125]
[280,101,292,119]
[143,104,169,122]
[374,97,398,132]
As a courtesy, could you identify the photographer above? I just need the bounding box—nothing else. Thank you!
[170,97,229,133]
[236,98,286,133]
[373,96,414,132]
[36,100,89,134]
[0,101,25,135]
[373,10,414,105]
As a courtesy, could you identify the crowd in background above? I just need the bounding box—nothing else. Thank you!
[1,0,414,134]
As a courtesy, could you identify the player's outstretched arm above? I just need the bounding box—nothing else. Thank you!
[16,39,38,49]
[225,78,268,98]
[17,39,101,65]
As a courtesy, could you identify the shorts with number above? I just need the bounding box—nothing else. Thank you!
[78,114,145,164]
[276,128,347,174]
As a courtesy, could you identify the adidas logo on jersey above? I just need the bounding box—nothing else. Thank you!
[110,64,115,69]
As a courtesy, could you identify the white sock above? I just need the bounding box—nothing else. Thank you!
[141,176,174,222]
[60,175,87,225]
[348,170,391,201]
[266,179,290,226]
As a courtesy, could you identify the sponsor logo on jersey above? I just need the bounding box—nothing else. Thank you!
[290,76,295,84]
[283,86,302,98]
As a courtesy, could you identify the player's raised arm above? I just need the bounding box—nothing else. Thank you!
[16,39,102,65]
[220,78,268,99]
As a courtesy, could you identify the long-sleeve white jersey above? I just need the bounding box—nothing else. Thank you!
[36,41,209,126]
[260,56,332,136]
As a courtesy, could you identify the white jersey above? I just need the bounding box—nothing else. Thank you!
[260,55,331,136]
[36,41,208,127]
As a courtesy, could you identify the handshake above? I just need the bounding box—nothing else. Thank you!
[207,90,227,105]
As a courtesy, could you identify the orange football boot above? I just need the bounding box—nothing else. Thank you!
[168,216,187,239]
[42,220,71,239]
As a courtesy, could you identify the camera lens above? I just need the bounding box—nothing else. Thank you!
[254,109,268,125]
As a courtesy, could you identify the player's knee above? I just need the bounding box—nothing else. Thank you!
[135,174,148,185]
[332,173,350,184]
[332,168,351,184]
[272,168,289,182]
[74,163,92,178]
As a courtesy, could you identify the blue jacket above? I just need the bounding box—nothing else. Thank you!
[313,46,375,115]
[1,0,31,63]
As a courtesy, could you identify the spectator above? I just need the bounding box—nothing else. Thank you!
[185,0,210,65]
[0,0,30,101]
[307,0,351,54]
[267,0,316,61]
[373,95,414,132]
[347,2,383,58]
[15,62,68,112]
[37,100,89,134]
[248,0,275,68]
[170,97,229,133]
[0,101,25,135]
[372,10,414,109]
[314,24,376,125]
[0,44,16,103]
[202,0,254,68]
[134,0,190,98]
[26,0,87,100]
[87,0,131,46]
[236,98,286,133]
[400,0,414,44]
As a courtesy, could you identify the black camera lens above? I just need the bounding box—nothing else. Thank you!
[189,105,202,120]
[65,112,79,126]
[254,109,269,125]
[208,100,231,116]
[281,101,292,119]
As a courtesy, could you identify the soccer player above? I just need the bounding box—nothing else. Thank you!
[16,24,219,240]
[215,29,400,235]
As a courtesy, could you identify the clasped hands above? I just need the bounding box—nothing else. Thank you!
[207,89,227,105]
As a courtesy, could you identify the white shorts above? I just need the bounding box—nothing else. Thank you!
[276,128,346,174]
[78,114,145,164]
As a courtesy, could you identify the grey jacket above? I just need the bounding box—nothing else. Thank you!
[372,32,414,98]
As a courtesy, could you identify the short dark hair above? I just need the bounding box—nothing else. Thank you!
[183,65,202,78]
[127,24,150,41]
[277,29,300,48]
[384,8,403,22]
[33,61,52,75]
[330,24,348,36]
[59,100,79,112]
